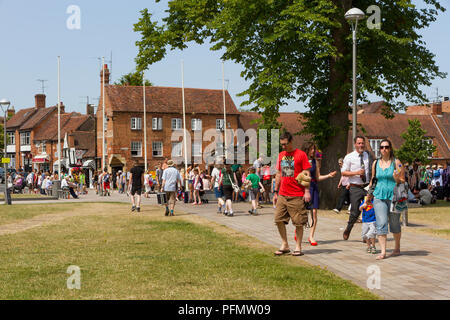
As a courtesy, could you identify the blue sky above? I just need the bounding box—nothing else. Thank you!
[0,0,449,114]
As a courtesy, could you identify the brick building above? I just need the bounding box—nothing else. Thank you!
[96,65,240,172]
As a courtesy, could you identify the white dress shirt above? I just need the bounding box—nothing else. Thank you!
[342,150,370,185]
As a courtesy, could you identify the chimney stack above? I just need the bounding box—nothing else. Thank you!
[35,94,46,109]
[432,102,442,116]
[100,64,110,86]
[86,104,95,115]
[7,106,15,118]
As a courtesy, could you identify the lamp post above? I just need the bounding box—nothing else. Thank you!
[0,99,11,205]
[345,8,365,144]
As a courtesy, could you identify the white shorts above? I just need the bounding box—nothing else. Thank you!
[362,221,377,239]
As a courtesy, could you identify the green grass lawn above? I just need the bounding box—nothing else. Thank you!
[0,204,379,300]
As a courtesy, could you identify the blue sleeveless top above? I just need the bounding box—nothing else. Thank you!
[373,160,396,200]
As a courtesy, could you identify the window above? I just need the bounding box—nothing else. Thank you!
[172,142,182,157]
[216,119,224,131]
[20,132,30,146]
[152,142,163,157]
[191,118,202,131]
[369,139,383,159]
[131,117,142,130]
[192,141,202,157]
[42,142,47,154]
[171,118,182,130]
[131,141,142,157]
[152,118,163,130]
[7,154,15,169]
[6,132,15,145]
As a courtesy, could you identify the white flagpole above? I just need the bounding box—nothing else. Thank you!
[143,71,147,172]
[57,56,61,178]
[181,61,188,190]
[102,57,106,171]
[222,62,227,162]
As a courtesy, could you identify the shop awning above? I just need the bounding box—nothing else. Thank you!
[32,154,49,163]
[82,160,96,170]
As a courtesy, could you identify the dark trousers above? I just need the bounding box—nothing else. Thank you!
[335,186,350,211]
[69,187,78,199]
[346,186,367,231]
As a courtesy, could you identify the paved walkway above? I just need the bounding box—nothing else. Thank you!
[9,192,450,300]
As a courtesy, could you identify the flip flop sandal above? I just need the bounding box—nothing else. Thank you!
[292,251,304,256]
[367,247,372,253]
[274,249,291,256]
[371,247,377,254]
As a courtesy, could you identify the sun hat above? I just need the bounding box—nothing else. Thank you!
[167,160,175,167]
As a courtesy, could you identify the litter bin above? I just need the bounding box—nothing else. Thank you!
[52,180,61,198]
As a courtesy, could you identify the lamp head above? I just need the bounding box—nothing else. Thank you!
[0,99,11,106]
[345,8,365,22]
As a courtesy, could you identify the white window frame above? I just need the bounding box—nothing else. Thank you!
[7,153,15,169]
[152,141,163,157]
[20,132,30,146]
[192,141,202,157]
[131,141,142,157]
[191,118,202,131]
[131,117,142,130]
[369,139,383,159]
[42,142,47,154]
[216,119,224,131]
[171,118,182,130]
[152,117,163,131]
[172,142,182,157]
[6,132,15,145]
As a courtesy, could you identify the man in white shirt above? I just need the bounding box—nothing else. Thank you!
[341,136,373,240]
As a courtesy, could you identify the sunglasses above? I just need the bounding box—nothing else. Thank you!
[280,143,288,147]
[380,145,390,150]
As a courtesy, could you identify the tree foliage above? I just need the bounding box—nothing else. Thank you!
[396,119,437,165]
[114,70,153,86]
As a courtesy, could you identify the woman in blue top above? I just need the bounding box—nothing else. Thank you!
[369,139,404,260]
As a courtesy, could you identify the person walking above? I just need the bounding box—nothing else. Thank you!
[273,131,311,257]
[341,136,373,240]
[370,139,404,260]
[144,170,151,198]
[245,167,265,215]
[128,164,144,212]
[192,168,202,205]
[211,163,225,214]
[218,164,238,216]
[253,156,264,208]
[333,158,350,213]
[161,160,182,216]
[102,169,111,196]
[302,142,336,246]
[359,195,377,254]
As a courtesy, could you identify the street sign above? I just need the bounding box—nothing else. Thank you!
[1,158,10,164]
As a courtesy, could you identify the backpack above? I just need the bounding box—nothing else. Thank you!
[104,174,110,183]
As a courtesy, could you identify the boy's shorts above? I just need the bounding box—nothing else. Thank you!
[362,221,377,239]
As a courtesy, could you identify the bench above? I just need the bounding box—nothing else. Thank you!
[58,189,70,199]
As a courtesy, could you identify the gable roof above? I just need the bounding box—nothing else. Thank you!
[6,107,37,129]
[33,112,90,142]
[103,86,239,115]
[19,106,57,131]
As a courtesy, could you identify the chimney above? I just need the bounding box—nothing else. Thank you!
[35,94,46,109]
[7,106,15,118]
[58,102,65,115]
[432,102,442,116]
[86,103,95,115]
[100,64,110,85]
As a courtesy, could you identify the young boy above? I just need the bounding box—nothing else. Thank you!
[245,167,265,215]
[359,195,377,254]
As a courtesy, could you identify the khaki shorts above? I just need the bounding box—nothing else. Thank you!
[165,191,177,205]
[274,195,308,227]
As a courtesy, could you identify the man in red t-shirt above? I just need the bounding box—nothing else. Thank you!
[273,132,311,256]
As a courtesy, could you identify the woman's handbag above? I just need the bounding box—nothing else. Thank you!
[368,160,378,196]
[228,173,240,193]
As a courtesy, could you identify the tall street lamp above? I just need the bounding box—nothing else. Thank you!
[0,99,11,205]
[345,8,365,144]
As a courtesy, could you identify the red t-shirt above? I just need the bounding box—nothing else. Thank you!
[276,148,311,197]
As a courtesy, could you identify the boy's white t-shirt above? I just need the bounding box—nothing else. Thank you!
[211,167,221,189]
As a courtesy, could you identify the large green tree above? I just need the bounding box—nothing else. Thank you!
[133,0,445,207]
[396,119,437,165]
[114,70,153,86]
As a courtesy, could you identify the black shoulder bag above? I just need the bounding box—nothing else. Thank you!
[368,159,378,196]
